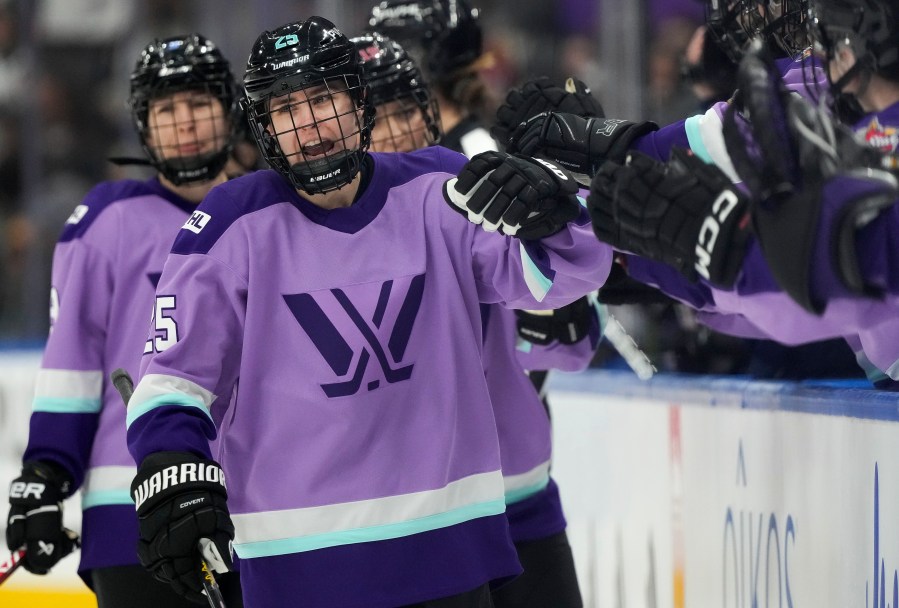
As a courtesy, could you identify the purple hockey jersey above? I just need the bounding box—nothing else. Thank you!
[22,178,197,576]
[126,146,612,608]
[482,300,603,543]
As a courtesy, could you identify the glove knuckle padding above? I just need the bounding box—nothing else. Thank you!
[590,149,749,285]
[132,452,233,599]
[493,77,605,146]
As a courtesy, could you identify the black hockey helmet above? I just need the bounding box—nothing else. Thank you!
[368,0,483,77]
[242,16,374,194]
[129,33,239,185]
[351,33,441,151]
[810,0,899,86]
[702,0,760,63]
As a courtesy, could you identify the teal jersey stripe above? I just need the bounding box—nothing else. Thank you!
[126,393,213,428]
[505,476,551,505]
[33,396,102,414]
[684,115,713,163]
[520,248,553,301]
[82,489,134,509]
[234,499,506,559]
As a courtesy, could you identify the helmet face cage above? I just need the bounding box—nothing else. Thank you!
[810,0,898,79]
[243,17,375,195]
[129,34,238,186]
[370,92,442,152]
[353,33,442,153]
[246,76,373,194]
[705,0,754,63]
[763,0,811,58]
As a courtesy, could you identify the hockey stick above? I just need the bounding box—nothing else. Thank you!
[0,548,25,587]
[603,314,656,380]
[110,368,227,608]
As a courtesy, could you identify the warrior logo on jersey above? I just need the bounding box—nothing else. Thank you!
[283,273,425,397]
[183,210,212,234]
[861,117,899,153]
[65,205,89,225]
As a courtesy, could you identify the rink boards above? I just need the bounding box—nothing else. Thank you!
[550,370,899,608]
[1,351,897,607]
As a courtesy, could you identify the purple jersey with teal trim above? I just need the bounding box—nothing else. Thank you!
[481,302,602,543]
[126,146,612,608]
[22,178,196,575]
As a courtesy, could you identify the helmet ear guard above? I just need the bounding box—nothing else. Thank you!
[243,17,375,194]
[129,33,240,186]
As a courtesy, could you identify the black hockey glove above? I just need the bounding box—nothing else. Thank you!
[6,461,78,574]
[491,76,605,146]
[588,148,751,287]
[508,112,659,177]
[132,451,234,604]
[443,151,582,240]
[723,41,897,312]
[516,295,595,346]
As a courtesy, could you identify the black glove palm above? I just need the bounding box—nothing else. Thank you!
[132,451,234,604]
[491,76,605,146]
[588,148,751,287]
[444,151,582,240]
[6,461,78,574]
[508,112,659,177]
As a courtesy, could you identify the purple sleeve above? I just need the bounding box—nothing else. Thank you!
[127,251,246,465]
[467,207,613,310]
[631,119,690,162]
[22,237,110,488]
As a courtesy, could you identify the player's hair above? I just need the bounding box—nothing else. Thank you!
[129,33,239,186]
[352,33,442,152]
[242,17,374,194]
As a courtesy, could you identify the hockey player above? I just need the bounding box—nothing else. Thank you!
[351,32,443,153]
[583,2,899,386]
[369,0,500,156]
[355,32,598,607]
[4,34,244,606]
[124,16,611,608]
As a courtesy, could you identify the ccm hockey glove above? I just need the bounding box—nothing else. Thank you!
[6,461,78,574]
[444,151,582,240]
[132,452,234,603]
[507,112,659,177]
[515,295,596,345]
[589,148,751,287]
[491,76,605,146]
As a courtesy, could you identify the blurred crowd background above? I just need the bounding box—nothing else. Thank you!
[0,0,859,379]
